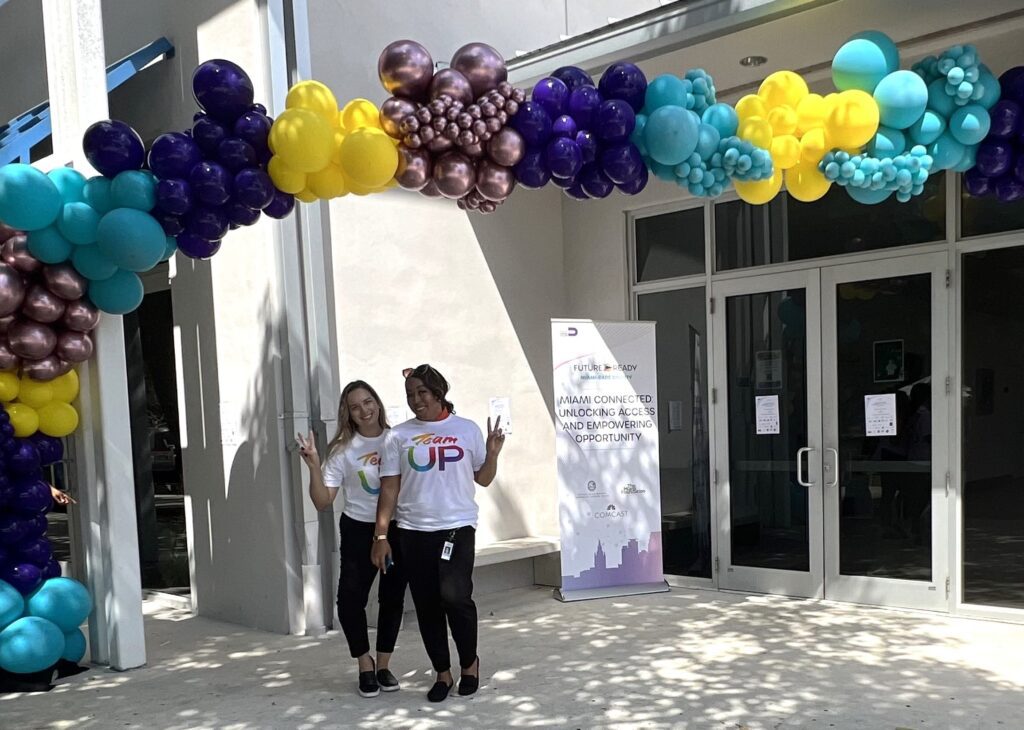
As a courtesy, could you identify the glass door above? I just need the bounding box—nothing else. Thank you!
[820,253,949,610]
[712,270,824,598]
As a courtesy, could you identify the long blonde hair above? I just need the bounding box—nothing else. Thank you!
[326,380,389,457]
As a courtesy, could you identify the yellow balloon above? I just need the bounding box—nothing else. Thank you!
[268,156,308,195]
[286,80,339,126]
[295,188,319,203]
[758,71,809,110]
[0,371,19,402]
[771,134,801,169]
[767,105,798,136]
[330,129,346,166]
[734,168,783,205]
[37,401,78,438]
[306,164,349,199]
[7,402,40,437]
[49,369,80,403]
[796,93,828,135]
[785,160,832,203]
[799,126,831,163]
[738,117,774,150]
[268,108,334,173]
[16,376,54,408]
[736,94,767,123]
[338,128,399,189]
[825,90,879,150]
[340,99,383,132]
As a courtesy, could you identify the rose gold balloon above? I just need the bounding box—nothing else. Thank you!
[429,69,474,107]
[20,355,64,381]
[476,160,516,202]
[427,136,454,154]
[7,318,57,359]
[487,127,526,167]
[378,40,434,101]
[63,299,101,332]
[380,97,419,139]
[463,142,485,158]
[0,262,26,317]
[395,146,433,191]
[0,339,19,370]
[56,330,94,363]
[418,179,442,198]
[42,264,88,301]
[0,315,14,335]
[450,42,508,98]
[433,152,476,199]
[1,235,41,273]
[0,222,18,245]
[22,284,66,324]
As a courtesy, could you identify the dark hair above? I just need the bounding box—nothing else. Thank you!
[326,380,389,457]
[405,364,455,414]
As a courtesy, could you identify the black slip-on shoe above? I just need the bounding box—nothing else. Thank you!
[458,656,480,696]
[376,668,401,692]
[358,669,380,698]
[427,679,453,702]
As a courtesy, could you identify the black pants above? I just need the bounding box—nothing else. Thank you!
[337,514,407,658]
[398,525,477,673]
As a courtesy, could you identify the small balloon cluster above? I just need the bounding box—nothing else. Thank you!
[153,59,294,260]
[380,40,524,212]
[0,223,99,382]
[1,368,81,440]
[964,67,1024,202]
[820,145,934,203]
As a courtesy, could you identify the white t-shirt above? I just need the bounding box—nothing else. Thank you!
[321,432,387,523]
[381,414,486,531]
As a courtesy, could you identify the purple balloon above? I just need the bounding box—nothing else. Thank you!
[9,441,40,475]
[175,232,222,260]
[617,164,649,195]
[217,138,257,172]
[192,114,229,155]
[226,201,260,227]
[42,559,62,580]
[156,179,193,216]
[996,175,1024,202]
[234,169,276,210]
[189,162,233,206]
[594,99,636,142]
[0,514,31,546]
[552,115,578,139]
[564,182,589,200]
[1,562,42,594]
[568,86,602,130]
[29,434,63,466]
[263,190,296,219]
[600,142,644,185]
[575,130,598,163]
[154,211,184,237]
[185,206,229,241]
[148,133,203,180]
[989,100,1021,139]
[551,66,594,92]
[510,101,552,148]
[532,77,570,119]
[975,140,1014,177]
[579,164,614,198]
[545,137,583,179]
[82,120,145,178]
[549,174,578,189]
[513,150,552,189]
[1000,66,1024,104]
[599,62,648,112]
[14,479,51,515]
[19,537,52,567]
[1016,154,1024,184]
[963,167,993,196]
[192,59,255,123]
[233,111,272,151]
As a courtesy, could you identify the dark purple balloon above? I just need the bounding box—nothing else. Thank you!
[189,162,233,206]
[176,232,223,260]
[989,100,1021,139]
[148,133,203,180]
[594,99,636,142]
[1016,154,1024,183]
[552,115,578,139]
[29,434,63,465]
[234,169,276,210]
[217,138,257,172]
[996,175,1024,202]
[545,137,583,179]
[9,441,40,475]
[263,190,296,219]
[0,514,30,546]
[975,140,1014,177]
[233,111,272,152]
[156,179,193,216]
[192,59,255,123]
[1,562,42,594]
[532,77,570,119]
[82,120,145,178]
[551,66,594,92]
[579,163,614,198]
[511,101,553,148]
[549,174,578,189]
[154,211,184,237]
[1000,66,1024,104]
[564,182,589,200]
[575,130,598,164]
[599,62,648,112]
[567,86,602,130]
[42,558,62,579]
[14,479,51,515]
[512,150,552,189]
[226,201,260,227]
[251,102,268,115]
[963,168,993,196]
[185,206,229,241]
[18,537,52,567]
[192,114,229,155]
[600,142,645,185]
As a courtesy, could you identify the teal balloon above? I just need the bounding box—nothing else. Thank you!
[0,163,63,231]
[71,243,118,281]
[867,126,906,157]
[27,578,92,633]
[949,104,991,146]
[907,110,946,146]
[161,236,178,262]
[847,186,892,205]
[927,78,956,118]
[873,70,928,130]
[82,176,114,215]
[630,113,648,156]
[47,167,87,203]
[61,628,86,662]
[57,202,101,245]
[929,130,966,170]
[644,106,699,166]
[952,144,977,173]
[27,225,73,263]
[110,170,156,212]
[832,37,893,92]
[96,208,166,272]
[695,123,721,161]
[645,74,688,111]
[88,269,144,314]
[975,65,1001,111]
[849,30,899,74]
[649,160,676,182]
[702,103,738,138]
[0,581,23,632]
[0,617,65,674]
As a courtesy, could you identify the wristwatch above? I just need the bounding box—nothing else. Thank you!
[373,534,389,542]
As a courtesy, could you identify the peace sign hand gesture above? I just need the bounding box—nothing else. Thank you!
[295,431,321,470]
[486,416,506,459]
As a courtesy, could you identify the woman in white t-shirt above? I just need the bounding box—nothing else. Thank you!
[371,364,505,703]
[296,380,407,699]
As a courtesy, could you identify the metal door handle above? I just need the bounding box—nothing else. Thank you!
[797,447,814,487]
[825,447,839,488]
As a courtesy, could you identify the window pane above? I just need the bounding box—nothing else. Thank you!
[635,208,705,281]
[961,187,1024,238]
[716,173,946,271]
[637,287,712,578]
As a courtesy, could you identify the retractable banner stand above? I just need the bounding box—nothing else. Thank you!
[551,319,668,602]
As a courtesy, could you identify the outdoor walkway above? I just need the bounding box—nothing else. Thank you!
[2,585,1022,729]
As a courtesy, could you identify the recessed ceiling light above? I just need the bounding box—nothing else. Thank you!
[740,55,767,67]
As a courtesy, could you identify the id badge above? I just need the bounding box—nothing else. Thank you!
[441,541,454,561]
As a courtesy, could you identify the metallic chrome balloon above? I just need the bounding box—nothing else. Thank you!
[0,315,14,334]
[7,318,57,359]
[427,136,454,153]
[380,97,419,139]
[0,262,26,317]
[450,43,508,98]
[21,284,66,324]
[463,141,485,158]
[476,160,516,202]
[62,299,101,332]
[419,179,442,198]
[1,235,42,273]
[56,330,94,363]
[377,40,434,101]
[0,339,20,370]
[395,146,433,191]
[43,264,89,301]
[487,127,526,167]
[429,69,474,107]
[20,355,64,381]
[0,222,18,244]
[433,152,476,199]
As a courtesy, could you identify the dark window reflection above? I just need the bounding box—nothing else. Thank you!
[635,208,705,282]
[961,187,1024,238]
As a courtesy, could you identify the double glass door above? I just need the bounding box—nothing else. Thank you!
[712,253,949,611]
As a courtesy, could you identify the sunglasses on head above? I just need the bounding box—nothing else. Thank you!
[403,364,436,379]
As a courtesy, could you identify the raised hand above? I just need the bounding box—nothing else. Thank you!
[485,415,506,459]
[295,431,320,469]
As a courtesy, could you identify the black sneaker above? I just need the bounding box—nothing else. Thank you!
[376,668,401,692]
[427,679,453,702]
[358,669,380,698]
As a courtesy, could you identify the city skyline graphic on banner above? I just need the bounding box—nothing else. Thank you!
[561,531,663,591]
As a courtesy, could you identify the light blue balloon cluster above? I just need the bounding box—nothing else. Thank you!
[718,136,774,182]
[672,153,728,198]
[0,577,90,674]
[819,145,934,203]
[912,45,993,107]
[684,69,717,116]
